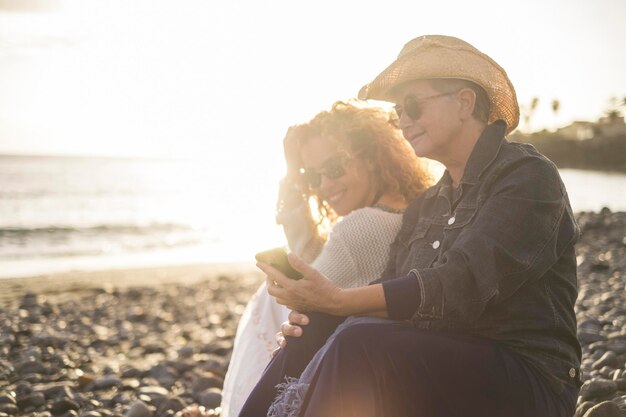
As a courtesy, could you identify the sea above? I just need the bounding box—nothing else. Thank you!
[1,154,625,278]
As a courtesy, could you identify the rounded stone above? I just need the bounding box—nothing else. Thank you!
[575,401,595,417]
[593,351,619,369]
[0,404,18,416]
[16,392,46,409]
[0,396,15,406]
[125,400,153,417]
[191,376,221,393]
[582,400,622,417]
[155,397,185,417]
[49,398,80,415]
[196,389,221,410]
[579,379,618,401]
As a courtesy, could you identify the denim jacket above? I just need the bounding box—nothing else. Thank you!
[380,121,581,393]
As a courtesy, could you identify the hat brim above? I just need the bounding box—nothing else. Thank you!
[358,38,519,134]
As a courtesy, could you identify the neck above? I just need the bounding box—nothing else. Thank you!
[438,120,485,187]
[375,193,407,210]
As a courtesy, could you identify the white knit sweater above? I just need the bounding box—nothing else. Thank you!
[279,205,403,288]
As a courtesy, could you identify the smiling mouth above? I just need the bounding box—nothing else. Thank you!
[409,132,426,144]
[326,191,345,205]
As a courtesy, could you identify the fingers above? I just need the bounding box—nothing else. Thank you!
[258,262,293,289]
[288,310,310,326]
[271,347,281,358]
[286,252,311,276]
[281,323,302,337]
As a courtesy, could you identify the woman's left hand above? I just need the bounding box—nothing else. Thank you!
[258,253,344,315]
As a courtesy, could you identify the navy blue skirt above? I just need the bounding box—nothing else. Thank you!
[239,313,578,417]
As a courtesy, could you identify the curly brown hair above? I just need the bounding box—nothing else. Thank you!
[287,101,432,231]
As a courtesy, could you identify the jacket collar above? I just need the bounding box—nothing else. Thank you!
[423,120,507,199]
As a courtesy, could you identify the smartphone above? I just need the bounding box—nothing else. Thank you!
[255,247,303,280]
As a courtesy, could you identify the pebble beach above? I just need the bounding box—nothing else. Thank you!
[0,211,625,417]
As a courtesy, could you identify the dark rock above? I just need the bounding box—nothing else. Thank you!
[120,367,141,379]
[191,376,221,393]
[49,398,80,415]
[0,396,15,406]
[0,404,18,416]
[177,347,193,359]
[93,375,120,391]
[16,392,46,409]
[579,379,618,401]
[593,351,620,369]
[155,397,185,417]
[58,410,78,417]
[606,339,626,355]
[583,401,622,417]
[143,344,165,355]
[16,361,48,376]
[19,293,40,309]
[615,378,626,391]
[575,401,596,417]
[590,261,610,272]
[196,388,221,410]
[125,400,153,417]
[15,381,33,396]
[111,393,132,406]
[148,365,177,388]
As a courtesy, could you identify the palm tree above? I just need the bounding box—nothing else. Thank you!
[523,97,540,132]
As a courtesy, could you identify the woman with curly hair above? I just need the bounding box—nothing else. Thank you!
[219,101,431,417]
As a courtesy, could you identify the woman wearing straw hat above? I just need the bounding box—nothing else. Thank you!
[250,35,581,417]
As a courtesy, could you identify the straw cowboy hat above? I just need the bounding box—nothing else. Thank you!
[358,35,520,133]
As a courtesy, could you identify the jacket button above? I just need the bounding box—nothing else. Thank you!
[448,217,456,225]
[432,240,440,249]
[569,368,576,378]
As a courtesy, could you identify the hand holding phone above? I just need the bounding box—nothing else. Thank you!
[255,247,303,280]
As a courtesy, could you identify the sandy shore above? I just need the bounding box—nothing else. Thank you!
[0,262,261,307]
[0,211,625,417]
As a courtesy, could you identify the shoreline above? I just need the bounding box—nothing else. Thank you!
[0,262,260,307]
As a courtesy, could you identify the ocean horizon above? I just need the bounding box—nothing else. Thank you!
[1,154,625,278]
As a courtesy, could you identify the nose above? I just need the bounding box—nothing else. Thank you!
[398,112,415,139]
[397,110,414,136]
[317,174,336,198]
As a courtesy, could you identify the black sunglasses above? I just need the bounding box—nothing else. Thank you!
[394,91,457,121]
[300,155,347,188]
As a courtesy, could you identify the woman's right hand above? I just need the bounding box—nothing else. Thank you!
[271,310,310,357]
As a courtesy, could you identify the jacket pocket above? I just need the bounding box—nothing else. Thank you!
[444,205,478,231]
[398,220,441,272]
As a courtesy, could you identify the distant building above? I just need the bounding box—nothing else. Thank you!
[556,121,596,140]
[556,116,626,140]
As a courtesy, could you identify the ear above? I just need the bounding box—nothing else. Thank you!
[456,88,477,121]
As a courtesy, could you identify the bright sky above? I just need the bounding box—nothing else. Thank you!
[0,0,625,161]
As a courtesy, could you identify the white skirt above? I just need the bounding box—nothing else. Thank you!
[220,282,290,417]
